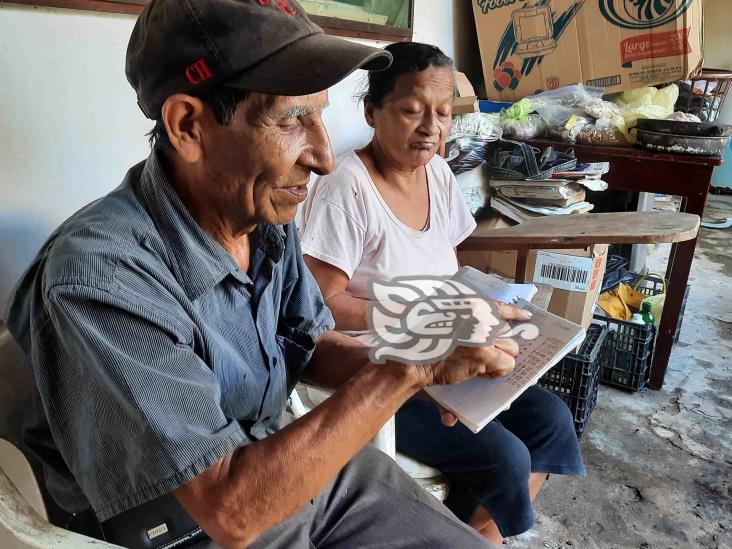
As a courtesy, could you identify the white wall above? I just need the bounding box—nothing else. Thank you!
[0,3,150,311]
[0,0,473,313]
[704,0,732,71]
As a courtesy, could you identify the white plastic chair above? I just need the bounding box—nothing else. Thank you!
[0,324,121,549]
[289,385,449,501]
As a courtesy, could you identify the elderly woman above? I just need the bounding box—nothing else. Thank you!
[300,42,584,544]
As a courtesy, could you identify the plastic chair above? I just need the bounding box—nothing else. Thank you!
[0,323,121,549]
[289,386,449,501]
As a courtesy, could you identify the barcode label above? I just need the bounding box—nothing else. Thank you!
[533,252,594,292]
[540,263,589,284]
[586,75,621,87]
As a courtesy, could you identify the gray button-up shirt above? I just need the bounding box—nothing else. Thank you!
[5,149,334,521]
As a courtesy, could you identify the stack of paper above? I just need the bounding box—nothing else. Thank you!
[489,173,601,223]
[492,179,585,204]
[426,267,586,433]
[490,188,594,223]
[551,162,609,180]
[551,162,610,192]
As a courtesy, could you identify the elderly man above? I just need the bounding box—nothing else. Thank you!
[5,1,524,548]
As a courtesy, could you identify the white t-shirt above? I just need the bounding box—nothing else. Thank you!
[300,151,477,299]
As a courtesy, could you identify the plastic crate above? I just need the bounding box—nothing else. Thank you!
[595,316,655,391]
[594,273,658,390]
[595,273,691,390]
[539,323,608,438]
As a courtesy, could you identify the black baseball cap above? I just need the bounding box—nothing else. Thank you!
[126,0,393,119]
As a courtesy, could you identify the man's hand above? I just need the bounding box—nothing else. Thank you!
[428,301,530,427]
[425,339,519,426]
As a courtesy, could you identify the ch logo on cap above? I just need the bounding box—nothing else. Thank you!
[258,0,297,17]
[185,59,214,85]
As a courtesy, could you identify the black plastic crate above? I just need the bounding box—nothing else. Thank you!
[595,317,655,391]
[594,272,694,391]
[539,323,608,438]
[630,274,690,342]
[594,272,658,390]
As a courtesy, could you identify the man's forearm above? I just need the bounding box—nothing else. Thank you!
[300,329,371,389]
[175,360,425,548]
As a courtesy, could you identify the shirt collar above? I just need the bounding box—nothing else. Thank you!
[251,223,286,263]
[135,149,285,300]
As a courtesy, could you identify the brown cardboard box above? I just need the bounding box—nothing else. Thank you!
[458,215,515,272]
[473,0,703,102]
[453,71,479,115]
[458,217,608,328]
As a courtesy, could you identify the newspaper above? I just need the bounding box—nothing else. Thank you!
[424,270,585,433]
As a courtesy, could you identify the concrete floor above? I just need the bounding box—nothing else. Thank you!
[511,195,732,548]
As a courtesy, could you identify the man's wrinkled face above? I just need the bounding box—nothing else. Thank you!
[200,90,335,228]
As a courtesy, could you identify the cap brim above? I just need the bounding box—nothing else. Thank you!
[222,33,392,96]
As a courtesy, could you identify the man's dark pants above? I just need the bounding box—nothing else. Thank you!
[192,444,493,548]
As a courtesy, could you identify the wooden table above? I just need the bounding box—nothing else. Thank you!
[519,140,720,389]
[460,211,699,292]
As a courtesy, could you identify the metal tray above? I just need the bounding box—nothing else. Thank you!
[636,129,729,156]
[637,118,732,138]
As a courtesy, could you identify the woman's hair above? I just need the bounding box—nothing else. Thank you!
[359,42,454,107]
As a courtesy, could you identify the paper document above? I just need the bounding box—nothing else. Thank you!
[425,269,585,433]
[490,194,594,223]
[454,266,537,303]
[551,162,610,179]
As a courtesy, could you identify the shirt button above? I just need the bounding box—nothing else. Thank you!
[272,356,278,367]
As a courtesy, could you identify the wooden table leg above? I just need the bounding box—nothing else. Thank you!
[648,175,711,390]
[515,247,530,284]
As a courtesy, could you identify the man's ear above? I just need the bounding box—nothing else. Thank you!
[162,94,207,163]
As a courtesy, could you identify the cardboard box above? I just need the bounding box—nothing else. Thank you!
[458,217,608,328]
[453,71,479,114]
[473,0,704,101]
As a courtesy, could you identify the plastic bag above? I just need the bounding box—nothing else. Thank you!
[546,114,592,143]
[499,99,546,139]
[667,111,702,123]
[584,98,621,120]
[449,112,502,142]
[500,114,546,139]
[455,164,490,215]
[529,84,604,109]
[611,84,680,143]
[535,104,586,129]
[530,84,605,128]
[576,122,629,146]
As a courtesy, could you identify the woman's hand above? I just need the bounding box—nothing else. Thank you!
[493,301,533,323]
